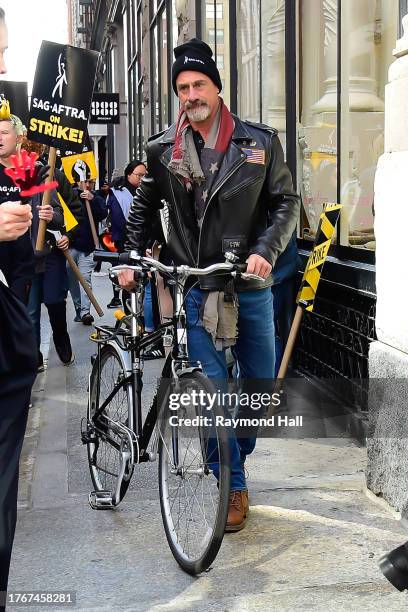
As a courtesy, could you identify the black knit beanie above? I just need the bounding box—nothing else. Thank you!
[171,38,222,94]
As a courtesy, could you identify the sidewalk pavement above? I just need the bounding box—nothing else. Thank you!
[13,269,408,611]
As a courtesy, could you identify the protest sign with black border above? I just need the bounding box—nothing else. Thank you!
[0,81,28,125]
[28,41,99,152]
[61,151,98,184]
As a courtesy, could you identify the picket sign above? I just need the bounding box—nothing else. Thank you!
[35,146,57,252]
[28,41,99,251]
[27,41,103,315]
[276,202,343,383]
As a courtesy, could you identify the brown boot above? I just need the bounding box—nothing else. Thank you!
[225,490,249,532]
[242,490,249,516]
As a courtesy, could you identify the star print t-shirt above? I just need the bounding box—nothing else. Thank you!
[192,130,223,227]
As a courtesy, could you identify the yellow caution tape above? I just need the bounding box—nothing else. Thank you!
[296,202,342,311]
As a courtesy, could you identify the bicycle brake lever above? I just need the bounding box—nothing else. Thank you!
[240,272,266,282]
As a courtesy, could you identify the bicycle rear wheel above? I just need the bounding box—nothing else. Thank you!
[87,343,134,506]
[158,371,230,575]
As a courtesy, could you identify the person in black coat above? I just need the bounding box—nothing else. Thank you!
[67,178,107,325]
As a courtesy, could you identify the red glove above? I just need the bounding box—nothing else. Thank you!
[4,150,58,200]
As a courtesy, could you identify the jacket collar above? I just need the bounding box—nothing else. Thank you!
[158,113,252,146]
[159,114,252,171]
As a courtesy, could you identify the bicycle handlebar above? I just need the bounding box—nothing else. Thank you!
[94,249,266,282]
[94,250,134,264]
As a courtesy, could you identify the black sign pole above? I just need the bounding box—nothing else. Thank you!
[36,146,57,251]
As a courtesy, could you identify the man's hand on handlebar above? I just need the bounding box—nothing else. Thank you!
[118,268,138,291]
[245,254,272,279]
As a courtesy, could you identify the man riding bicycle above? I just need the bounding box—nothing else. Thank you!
[119,38,300,531]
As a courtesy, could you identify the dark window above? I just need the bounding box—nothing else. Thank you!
[150,1,178,134]
[125,0,144,159]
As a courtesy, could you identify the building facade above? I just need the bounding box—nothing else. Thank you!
[67,0,407,434]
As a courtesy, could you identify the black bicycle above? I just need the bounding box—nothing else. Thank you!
[81,249,260,574]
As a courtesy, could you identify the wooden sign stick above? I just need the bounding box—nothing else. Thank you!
[276,305,304,383]
[35,146,57,252]
[79,180,99,249]
[64,249,104,317]
[264,304,304,421]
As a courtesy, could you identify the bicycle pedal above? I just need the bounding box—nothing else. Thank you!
[80,419,97,445]
[88,490,115,510]
[81,431,97,445]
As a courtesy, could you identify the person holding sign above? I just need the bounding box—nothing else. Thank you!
[67,178,107,324]
[0,110,74,369]
[0,114,35,302]
[26,187,75,369]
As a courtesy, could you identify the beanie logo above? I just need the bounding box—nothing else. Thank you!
[184,56,205,65]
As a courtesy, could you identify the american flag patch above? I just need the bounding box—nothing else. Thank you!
[241,148,265,165]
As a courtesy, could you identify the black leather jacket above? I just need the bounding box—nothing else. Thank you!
[125,115,300,290]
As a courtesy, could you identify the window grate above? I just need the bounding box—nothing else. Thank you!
[293,289,376,412]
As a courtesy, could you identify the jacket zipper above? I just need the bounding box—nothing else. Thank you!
[197,154,246,266]
[169,175,196,266]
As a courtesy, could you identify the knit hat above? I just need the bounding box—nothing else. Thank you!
[172,38,222,94]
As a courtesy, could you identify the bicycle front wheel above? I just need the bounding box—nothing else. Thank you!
[87,343,133,505]
[158,371,230,575]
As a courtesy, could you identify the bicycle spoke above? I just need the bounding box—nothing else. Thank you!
[87,346,132,503]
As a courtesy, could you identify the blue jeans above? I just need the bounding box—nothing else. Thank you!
[67,248,95,316]
[271,277,296,377]
[185,287,275,491]
[144,281,154,332]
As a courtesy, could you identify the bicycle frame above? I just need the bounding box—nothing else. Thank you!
[90,270,200,464]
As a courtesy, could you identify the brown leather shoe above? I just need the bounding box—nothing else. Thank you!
[242,489,249,516]
[225,490,249,532]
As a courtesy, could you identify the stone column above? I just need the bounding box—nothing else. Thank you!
[311,0,337,113]
[263,0,286,134]
[238,0,259,122]
[175,0,196,42]
[313,0,383,113]
[366,15,408,518]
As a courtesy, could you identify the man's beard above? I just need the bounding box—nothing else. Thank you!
[185,102,211,122]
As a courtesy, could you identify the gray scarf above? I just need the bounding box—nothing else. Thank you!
[167,105,222,190]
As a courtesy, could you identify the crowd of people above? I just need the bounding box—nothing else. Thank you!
[0,11,302,606]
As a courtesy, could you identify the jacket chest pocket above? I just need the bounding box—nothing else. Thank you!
[221,173,264,201]
[222,236,248,254]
